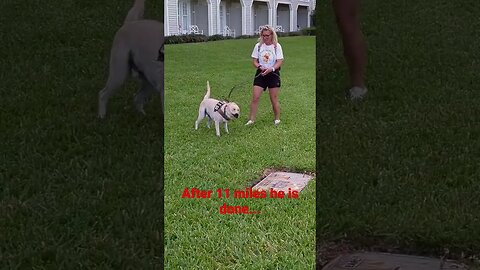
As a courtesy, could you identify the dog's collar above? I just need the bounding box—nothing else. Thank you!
[214,101,230,121]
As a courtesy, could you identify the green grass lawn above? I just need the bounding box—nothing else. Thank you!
[1,1,163,268]
[164,36,315,269]
[316,0,480,267]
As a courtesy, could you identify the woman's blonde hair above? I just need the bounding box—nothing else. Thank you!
[257,25,278,45]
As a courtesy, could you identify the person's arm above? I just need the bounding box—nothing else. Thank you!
[272,43,284,71]
[251,43,264,70]
[252,58,262,69]
[271,59,283,71]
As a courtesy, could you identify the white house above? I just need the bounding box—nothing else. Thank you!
[165,0,315,36]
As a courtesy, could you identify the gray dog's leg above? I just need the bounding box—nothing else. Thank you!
[98,42,130,119]
[195,112,204,130]
[224,122,229,133]
[207,118,212,128]
[215,121,221,137]
[134,79,154,115]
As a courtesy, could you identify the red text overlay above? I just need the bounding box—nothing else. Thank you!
[181,187,299,215]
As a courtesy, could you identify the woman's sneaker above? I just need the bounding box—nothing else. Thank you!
[346,86,368,101]
[245,120,254,126]
[274,119,281,125]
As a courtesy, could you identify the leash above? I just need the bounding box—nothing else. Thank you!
[226,77,257,100]
[226,72,279,100]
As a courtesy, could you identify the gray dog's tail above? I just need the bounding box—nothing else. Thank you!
[204,81,211,100]
[124,0,145,23]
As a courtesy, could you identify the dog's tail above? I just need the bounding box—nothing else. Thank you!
[203,81,211,100]
[124,0,145,23]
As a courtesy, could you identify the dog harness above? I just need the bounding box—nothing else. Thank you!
[205,101,230,121]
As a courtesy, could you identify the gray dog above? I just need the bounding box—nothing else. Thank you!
[195,81,240,137]
[98,0,164,118]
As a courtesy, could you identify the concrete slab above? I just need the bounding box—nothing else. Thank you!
[252,171,314,193]
[322,252,468,270]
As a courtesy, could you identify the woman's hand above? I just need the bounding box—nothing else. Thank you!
[260,67,273,76]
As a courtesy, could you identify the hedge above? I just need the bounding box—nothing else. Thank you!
[165,27,315,45]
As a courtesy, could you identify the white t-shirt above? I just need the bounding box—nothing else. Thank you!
[251,43,284,69]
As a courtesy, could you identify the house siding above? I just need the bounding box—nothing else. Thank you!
[165,0,179,35]
[165,0,314,36]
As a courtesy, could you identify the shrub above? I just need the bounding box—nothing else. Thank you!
[236,34,257,39]
[207,34,234,41]
[278,31,303,37]
[301,27,316,36]
[165,29,315,44]
[165,34,208,44]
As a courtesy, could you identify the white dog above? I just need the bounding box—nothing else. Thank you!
[98,0,164,119]
[195,81,240,137]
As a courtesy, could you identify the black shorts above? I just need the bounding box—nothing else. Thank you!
[253,68,281,90]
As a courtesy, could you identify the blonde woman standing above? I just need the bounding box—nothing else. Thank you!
[245,25,284,126]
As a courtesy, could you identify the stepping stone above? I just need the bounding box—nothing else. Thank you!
[252,171,314,193]
[322,252,468,270]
